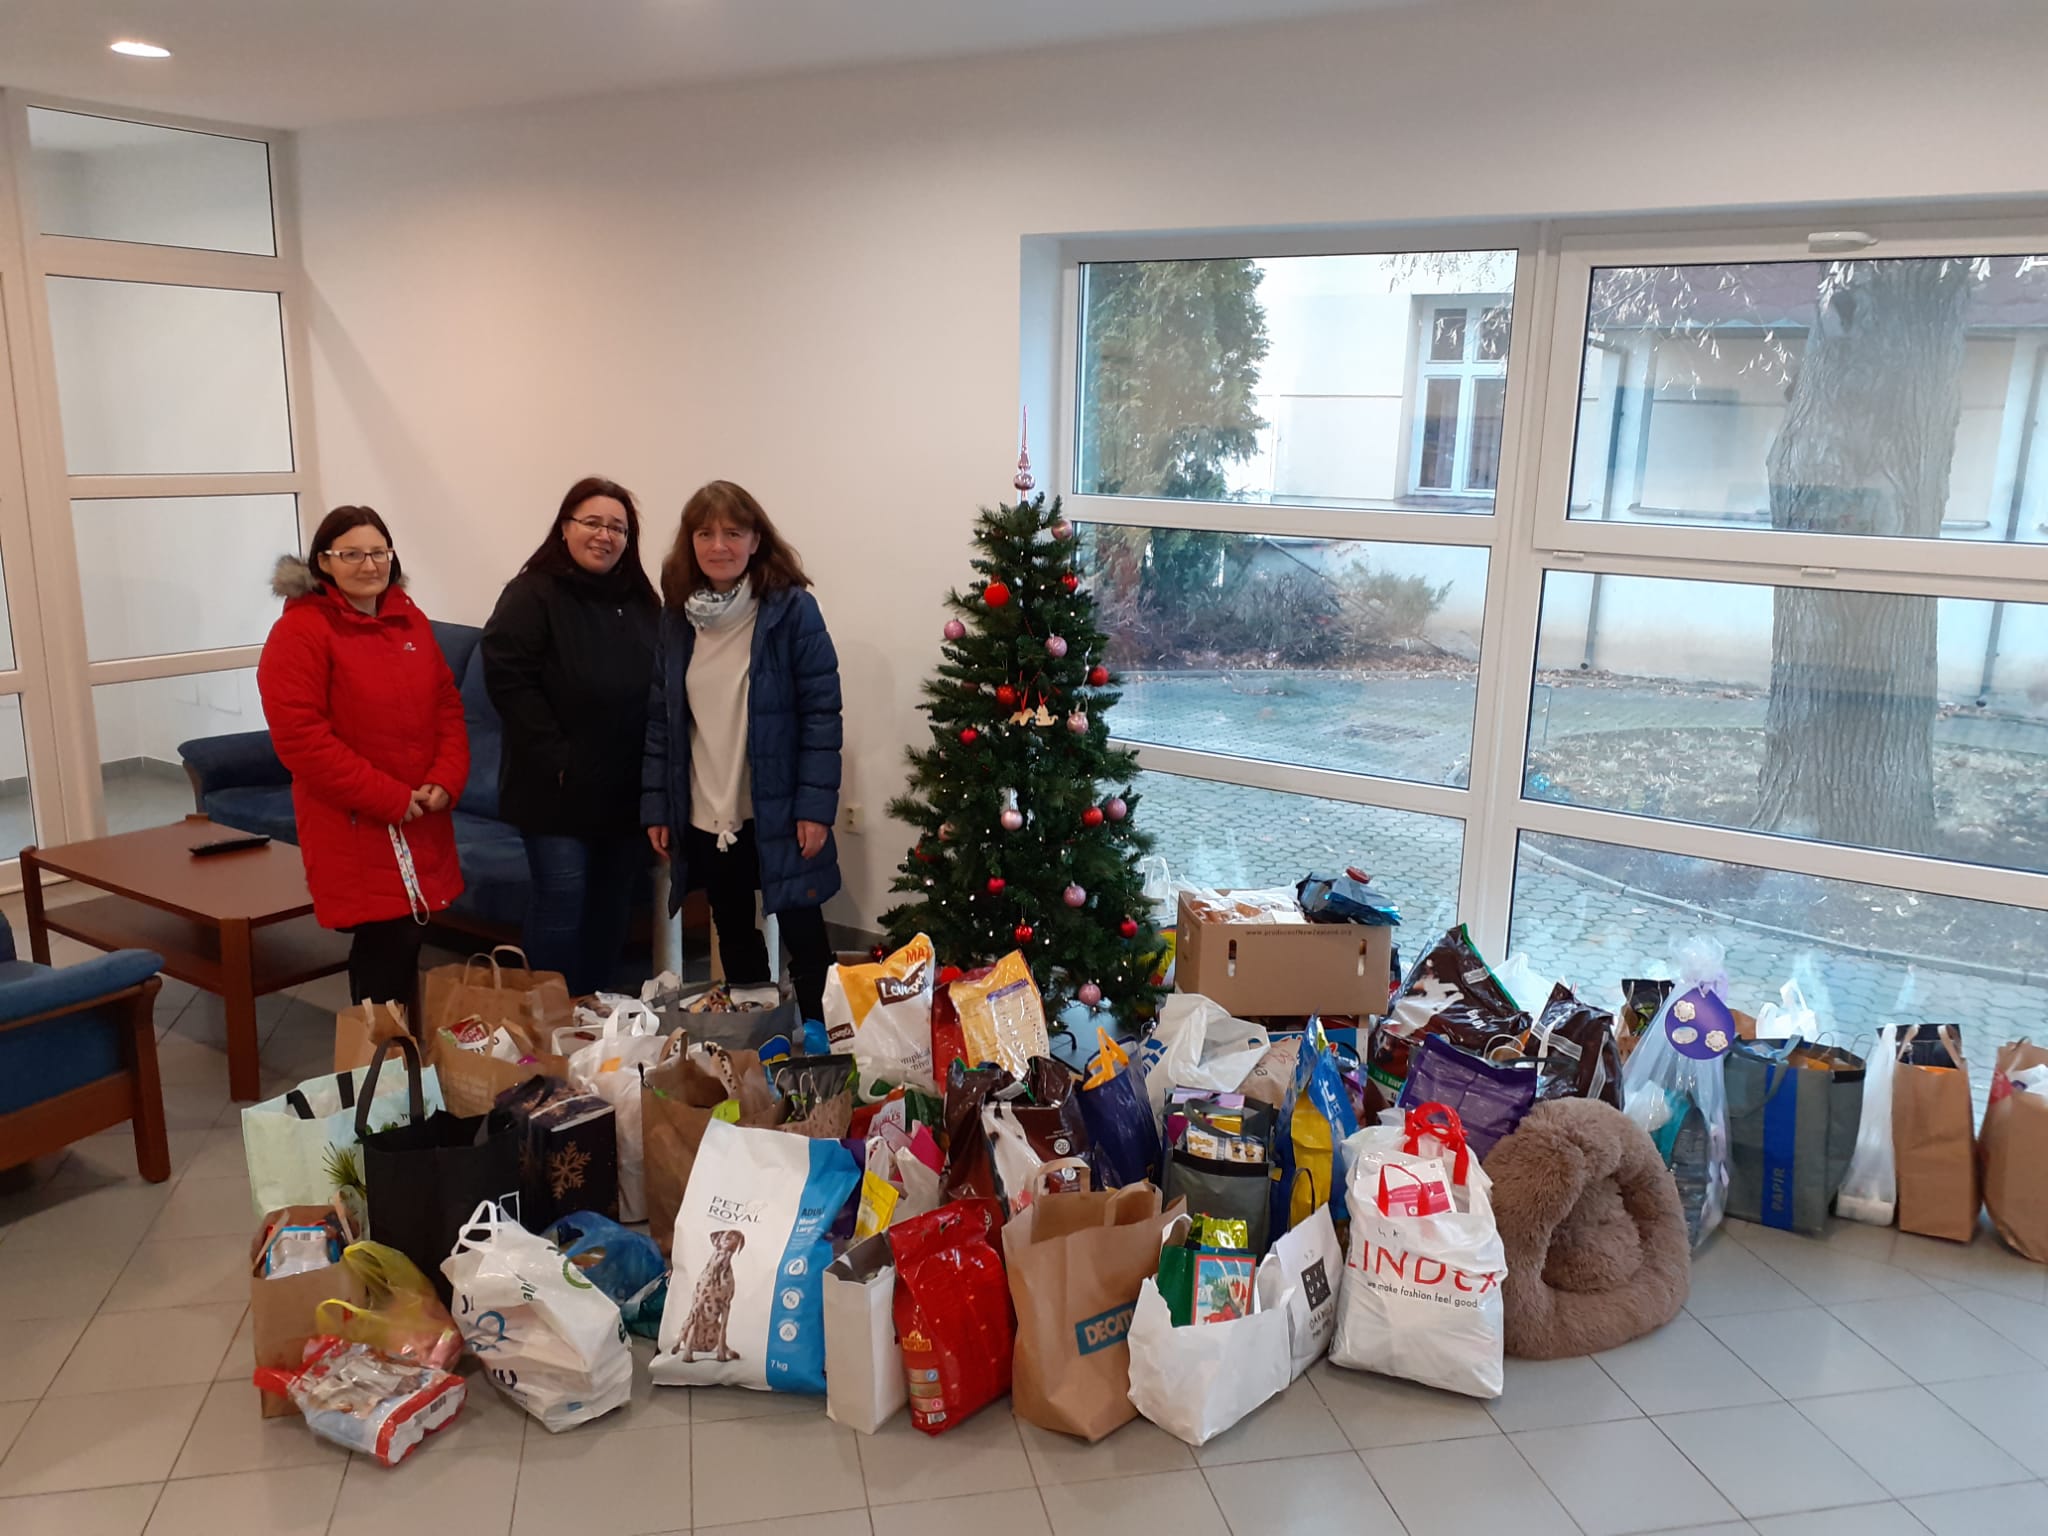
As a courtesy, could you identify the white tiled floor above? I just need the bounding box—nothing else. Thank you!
[4,913,2046,1534]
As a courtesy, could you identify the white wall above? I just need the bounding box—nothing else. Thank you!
[293,0,2048,929]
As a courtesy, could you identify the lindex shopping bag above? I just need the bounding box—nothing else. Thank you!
[1892,1024,1980,1243]
[1980,1039,2048,1262]
[1004,1182,1174,1442]
[356,1035,522,1299]
[1726,1039,1865,1235]
[422,946,574,1048]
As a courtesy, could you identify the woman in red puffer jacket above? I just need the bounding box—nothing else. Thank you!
[258,506,468,1017]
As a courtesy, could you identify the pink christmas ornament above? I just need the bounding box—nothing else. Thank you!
[1105,796,1127,822]
[1063,884,1087,907]
[1000,808,1025,832]
[943,618,966,641]
[1050,519,1074,541]
[1066,710,1088,734]
[1015,409,1036,494]
[1045,635,1068,659]
[1077,982,1102,1007]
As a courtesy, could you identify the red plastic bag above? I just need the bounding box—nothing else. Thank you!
[888,1197,1013,1435]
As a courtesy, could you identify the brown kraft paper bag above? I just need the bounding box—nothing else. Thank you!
[641,1047,783,1258]
[1979,1039,2048,1263]
[334,1001,413,1074]
[1892,1024,1980,1244]
[249,1205,370,1419]
[1002,1183,1177,1442]
[421,945,575,1046]
[427,1027,570,1119]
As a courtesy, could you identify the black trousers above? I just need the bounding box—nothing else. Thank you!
[685,821,833,1022]
[345,916,427,1023]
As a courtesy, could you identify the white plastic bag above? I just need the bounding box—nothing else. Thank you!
[1126,1218,1295,1446]
[1837,1022,1904,1225]
[441,1200,632,1433]
[1750,980,1820,1043]
[1492,953,1557,1017]
[568,1000,670,1222]
[653,1119,861,1393]
[1618,936,1733,1249]
[1329,1108,1506,1399]
[1270,1204,1342,1380]
[1139,993,1271,1122]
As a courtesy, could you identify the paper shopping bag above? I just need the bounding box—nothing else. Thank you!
[427,1027,570,1119]
[640,1048,782,1259]
[1003,1183,1172,1442]
[823,1234,907,1434]
[1980,1039,2048,1262]
[249,1205,370,1420]
[334,1002,413,1074]
[1892,1024,1979,1243]
[422,946,574,1047]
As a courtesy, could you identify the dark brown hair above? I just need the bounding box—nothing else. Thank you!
[519,475,658,607]
[308,505,402,590]
[660,480,811,609]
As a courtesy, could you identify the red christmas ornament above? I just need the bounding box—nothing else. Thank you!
[1061,573,1080,592]
[1014,923,1035,944]
[987,877,1006,894]
[982,581,1012,608]
[1088,665,1110,686]
[1082,806,1105,828]
[959,727,978,744]
[1119,917,1139,939]
[994,685,1018,708]
[871,944,888,961]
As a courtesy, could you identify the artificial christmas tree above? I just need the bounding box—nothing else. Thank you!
[883,451,1164,1028]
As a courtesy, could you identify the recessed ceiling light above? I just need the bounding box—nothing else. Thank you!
[109,40,171,59]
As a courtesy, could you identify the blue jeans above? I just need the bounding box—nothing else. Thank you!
[521,833,646,997]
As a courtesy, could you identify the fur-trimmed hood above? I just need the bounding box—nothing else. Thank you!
[272,552,406,601]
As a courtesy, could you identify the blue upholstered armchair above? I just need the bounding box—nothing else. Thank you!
[0,910,169,1182]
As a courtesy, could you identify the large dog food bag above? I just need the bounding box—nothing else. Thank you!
[652,1119,861,1393]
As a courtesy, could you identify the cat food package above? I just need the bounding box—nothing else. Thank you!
[950,952,1051,1080]
[1366,925,1528,1115]
[823,936,938,1093]
[888,1198,1014,1434]
[652,1119,861,1393]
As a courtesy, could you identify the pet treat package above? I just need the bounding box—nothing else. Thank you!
[253,1337,465,1467]
[822,935,938,1093]
[888,1198,1014,1435]
[950,951,1051,1079]
[653,1119,861,1393]
[1619,937,1735,1249]
[1367,925,1528,1116]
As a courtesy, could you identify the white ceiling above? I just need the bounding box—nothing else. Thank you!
[0,0,1423,130]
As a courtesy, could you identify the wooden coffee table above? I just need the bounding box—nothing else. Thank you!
[20,815,350,1102]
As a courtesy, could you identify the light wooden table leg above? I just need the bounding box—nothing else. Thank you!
[221,918,261,1102]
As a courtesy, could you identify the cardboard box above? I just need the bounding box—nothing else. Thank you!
[1175,890,1393,1019]
[249,1205,369,1418]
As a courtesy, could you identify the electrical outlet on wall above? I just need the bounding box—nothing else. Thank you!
[841,803,863,834]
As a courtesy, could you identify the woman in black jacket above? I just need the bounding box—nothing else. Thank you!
[482,476,659,994]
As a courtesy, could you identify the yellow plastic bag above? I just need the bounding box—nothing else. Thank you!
[313,1241,462,1371]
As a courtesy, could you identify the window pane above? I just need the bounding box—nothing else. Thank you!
[0,696,36,855]
[93,669,262,835]
[1429,309,1468,362]
[1570,254,2048,542]
[75,495,298,662]
[46,278,292,475]
[28,108,275,256]
[1076,250,1517,510]
[1466,377,1507,492]
[1084,526,1486,785]
[1137,768,1463,941]
[1511,830,2042,1114]
[1476,305,1512,362]
[1526,571,2048,875]
[1416,378,1461,491]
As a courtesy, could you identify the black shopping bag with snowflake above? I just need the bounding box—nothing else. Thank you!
[356,1034,523,1301]
[495,1075,620,1232]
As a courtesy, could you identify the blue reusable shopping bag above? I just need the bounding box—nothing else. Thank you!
[549,1211,669,1338]
[1079,1031,1162,1189]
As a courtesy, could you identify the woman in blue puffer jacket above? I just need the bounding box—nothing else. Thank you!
[642,480,843,1021]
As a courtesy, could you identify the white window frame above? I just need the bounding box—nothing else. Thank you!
[0,90,318,857]
[1409,293,1512,498]
[1049,208,2048,971]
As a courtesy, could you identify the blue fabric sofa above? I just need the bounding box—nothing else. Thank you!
[0,910,167,1180]
[179,622,534,936]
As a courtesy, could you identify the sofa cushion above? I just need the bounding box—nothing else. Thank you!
[456,647,503,822]
[448,812,528,930]
[203,786,301,845]
[0,953,160,1115]
[432,621,482,686]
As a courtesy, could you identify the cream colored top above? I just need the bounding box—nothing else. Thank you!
[686,610,757,848]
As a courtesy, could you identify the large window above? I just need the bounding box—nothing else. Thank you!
[1062,228,2048,1082]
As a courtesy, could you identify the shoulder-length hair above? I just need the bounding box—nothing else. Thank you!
[309,505,403,590]
[660,480,812,609]
[518,476,659,606]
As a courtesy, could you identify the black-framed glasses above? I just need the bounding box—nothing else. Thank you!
[326,548,395,567]
[568,516,629,539]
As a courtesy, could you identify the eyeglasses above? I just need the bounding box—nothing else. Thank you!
[326,548,395,567]
[569,516,629,539]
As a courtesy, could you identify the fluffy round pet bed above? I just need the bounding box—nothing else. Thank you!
[1484,1098,1690,1359]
